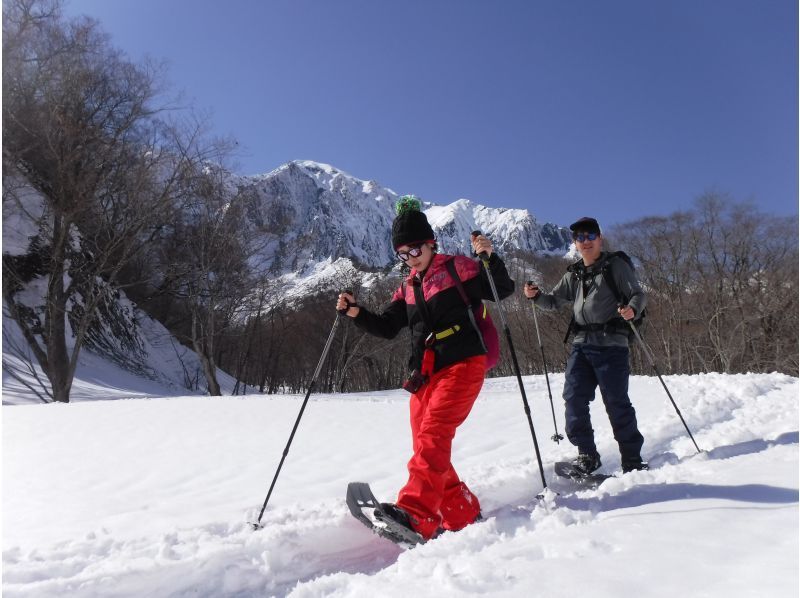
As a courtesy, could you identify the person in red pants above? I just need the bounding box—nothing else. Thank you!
[336,195,514,541]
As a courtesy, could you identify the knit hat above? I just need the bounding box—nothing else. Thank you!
[392,195,435,249]
[569,216,601,234]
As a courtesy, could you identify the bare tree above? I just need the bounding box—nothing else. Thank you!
[210,194,797,397]
[611,193,798,375]
[2,0,217,401]
[151,163,262,396]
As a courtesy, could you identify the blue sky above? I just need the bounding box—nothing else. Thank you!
[63,0,797,227]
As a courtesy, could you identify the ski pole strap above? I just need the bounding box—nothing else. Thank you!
[338,299,357,315]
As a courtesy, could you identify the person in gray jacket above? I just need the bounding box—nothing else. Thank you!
[524,216,648,474]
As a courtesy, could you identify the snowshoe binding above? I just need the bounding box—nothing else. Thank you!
[346,482,424,547]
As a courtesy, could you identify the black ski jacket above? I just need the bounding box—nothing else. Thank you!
[353,252,514,373]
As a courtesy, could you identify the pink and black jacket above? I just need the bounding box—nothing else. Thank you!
[353,252,514,373]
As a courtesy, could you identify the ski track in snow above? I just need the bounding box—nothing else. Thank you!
[2,373,798,597]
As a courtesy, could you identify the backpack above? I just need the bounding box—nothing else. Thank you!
[445,258,500,370]
[564,251,646,342]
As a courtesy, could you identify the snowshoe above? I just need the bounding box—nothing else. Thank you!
[554,460,613,488]
[572,452,602,474]
[346,482,424,547]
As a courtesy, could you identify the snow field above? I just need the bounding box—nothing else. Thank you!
[2,373,798,597]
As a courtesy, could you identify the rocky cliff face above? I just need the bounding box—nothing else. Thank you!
[234,160,572,278]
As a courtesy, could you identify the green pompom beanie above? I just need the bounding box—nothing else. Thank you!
[391,195,435,249]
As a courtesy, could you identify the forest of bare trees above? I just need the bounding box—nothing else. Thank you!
[214,196,798,395]
[3,1,797,403]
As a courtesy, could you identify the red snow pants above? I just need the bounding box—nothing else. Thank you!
[396,354,486,539]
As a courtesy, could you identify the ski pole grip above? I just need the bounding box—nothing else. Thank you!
[471,230,490,261]
[338,290,355,315]
[526,280,538,300]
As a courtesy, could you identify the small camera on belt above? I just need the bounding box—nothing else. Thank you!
[402,369,427,394]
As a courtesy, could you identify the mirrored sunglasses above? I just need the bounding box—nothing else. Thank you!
[574,232,599,243]
[396,244,425,262]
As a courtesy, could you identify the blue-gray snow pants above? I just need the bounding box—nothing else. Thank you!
[562,344,644,461]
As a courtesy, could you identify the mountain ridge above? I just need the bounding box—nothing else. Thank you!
[235,159,572,282]
[2,159,574,398]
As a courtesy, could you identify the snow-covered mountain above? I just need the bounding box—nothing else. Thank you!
[235,160,572,278]
[2,159,571,398]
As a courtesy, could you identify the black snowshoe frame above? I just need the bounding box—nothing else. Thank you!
[346,482,424,547]
[554,461,614,488]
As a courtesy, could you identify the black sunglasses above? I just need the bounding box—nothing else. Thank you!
[396,244,426,262]
[574,232,599,243]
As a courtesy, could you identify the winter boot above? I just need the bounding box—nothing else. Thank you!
[622,457,649,473]
[375,503,417,533]
[572,452,602,474]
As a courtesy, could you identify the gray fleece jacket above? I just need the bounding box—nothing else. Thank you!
[534,251,647,348]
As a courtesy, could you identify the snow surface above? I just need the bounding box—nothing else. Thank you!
[1,182,46,257]
[3,366,798,597]
[2,302,237,405]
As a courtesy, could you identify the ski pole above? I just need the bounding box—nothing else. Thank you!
[472,232,548,491]
[526,281,564,443]
[250,307,344,530]
[623,310,702,454]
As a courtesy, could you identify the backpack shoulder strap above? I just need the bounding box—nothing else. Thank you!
[445,258,488,352]
[445,258,471,307]
[410,276,434,331]
[563,260,584,343]
[600,253,626,305]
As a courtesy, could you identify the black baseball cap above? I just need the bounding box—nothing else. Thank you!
[569,217,601,234]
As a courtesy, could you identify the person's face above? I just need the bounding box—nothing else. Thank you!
[574,230,603,263]
[396,242,434,271]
